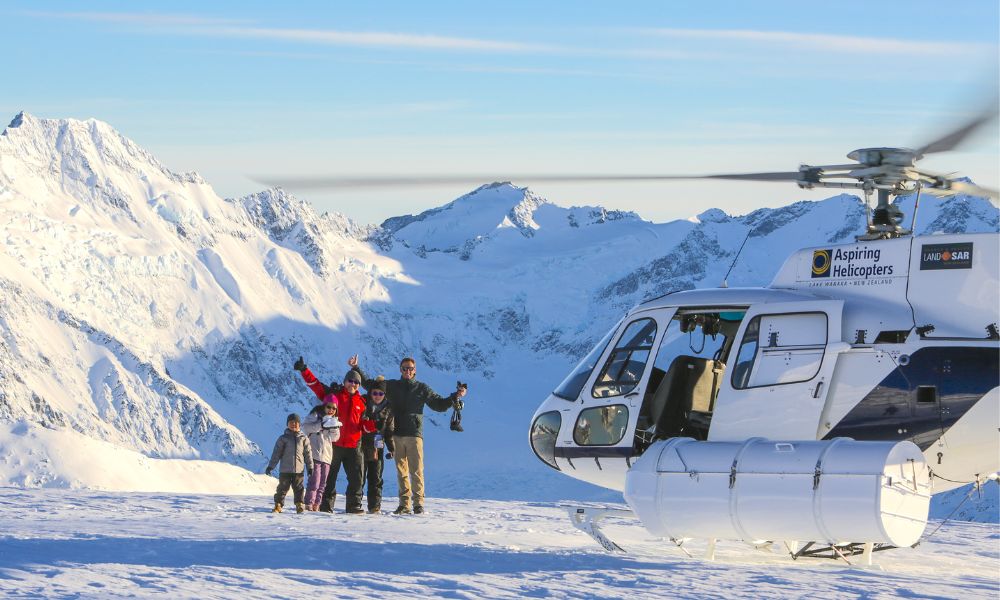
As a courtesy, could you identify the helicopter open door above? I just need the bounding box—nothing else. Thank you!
[710,300,848,441]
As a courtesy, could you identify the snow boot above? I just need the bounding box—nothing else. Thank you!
[393,505,412,515]
[346,505,366,515]
[413,505,425,515]
[296,503,305,514]
[271,503,282,513]
[368,505,381,514]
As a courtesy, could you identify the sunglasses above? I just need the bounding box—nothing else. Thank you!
[401,367,416,372]
[372,391,385,396]
[345,380,361,385]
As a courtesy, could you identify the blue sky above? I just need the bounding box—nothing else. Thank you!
[4,1,998,225]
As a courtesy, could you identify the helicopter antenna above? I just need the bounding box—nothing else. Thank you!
[721,228,753,288]
[910,183,923,234]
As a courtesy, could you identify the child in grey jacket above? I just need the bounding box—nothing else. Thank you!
[266,413,314,513]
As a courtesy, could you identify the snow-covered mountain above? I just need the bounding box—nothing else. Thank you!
[1,112,997,518]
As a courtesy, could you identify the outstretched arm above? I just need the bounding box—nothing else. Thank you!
[420,383,459,413]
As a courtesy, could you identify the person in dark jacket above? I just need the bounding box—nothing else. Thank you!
[360,376,395,514]
[265,413,314,514]
[295,357,374,514]
[351,355,466,515]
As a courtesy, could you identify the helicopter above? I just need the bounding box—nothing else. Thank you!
[521,109,999,561]
[265,102,999,563]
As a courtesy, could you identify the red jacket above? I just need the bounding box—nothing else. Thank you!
[301,367,374,448]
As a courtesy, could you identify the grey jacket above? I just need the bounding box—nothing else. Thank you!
[301,413,341,464]
[266,428,314,474]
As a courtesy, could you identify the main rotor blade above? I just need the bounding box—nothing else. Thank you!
[257,171,805,191]
[931,179,1000,200]
[915,99,999,157]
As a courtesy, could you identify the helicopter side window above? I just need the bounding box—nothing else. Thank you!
[732,312,828,389]
[574,404,629,446]
[591,318,657,398]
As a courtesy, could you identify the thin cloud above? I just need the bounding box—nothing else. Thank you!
[638,28,990,56]
[21,10,249,27]
[24,11,560,54]
[207,26,559,53]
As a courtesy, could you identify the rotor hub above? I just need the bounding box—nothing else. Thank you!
[846,147,921,167]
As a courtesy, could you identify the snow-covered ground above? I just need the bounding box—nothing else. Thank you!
[0,489,995,599]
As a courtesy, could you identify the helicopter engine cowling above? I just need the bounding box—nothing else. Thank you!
[623,437,930,548]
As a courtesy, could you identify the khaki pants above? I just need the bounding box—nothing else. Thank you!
[394,436,424,508]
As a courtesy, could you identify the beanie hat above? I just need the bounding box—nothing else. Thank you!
[370,375,387,393]
[287,413,301,425]
[343,370,362,384]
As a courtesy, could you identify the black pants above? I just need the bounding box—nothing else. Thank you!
[363,449,385,510]
[321,445,363,512]
[274,473,304,506]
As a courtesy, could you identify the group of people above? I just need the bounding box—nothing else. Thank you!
[265,354,467,515]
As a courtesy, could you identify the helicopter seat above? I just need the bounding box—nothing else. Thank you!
[649,356,722,439]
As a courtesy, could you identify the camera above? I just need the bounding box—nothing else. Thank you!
[451,381,468,432]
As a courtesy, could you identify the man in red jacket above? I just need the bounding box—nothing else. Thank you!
[294,357,374,514]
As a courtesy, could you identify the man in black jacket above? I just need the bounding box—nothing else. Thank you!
[351,355,465,514]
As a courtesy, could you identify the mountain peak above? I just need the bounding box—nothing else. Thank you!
[5,111,28,131]
[379,182,549,255]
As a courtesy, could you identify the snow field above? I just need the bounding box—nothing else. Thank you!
[0,489,995,599]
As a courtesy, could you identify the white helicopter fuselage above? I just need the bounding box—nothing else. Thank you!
[530,232,999,496]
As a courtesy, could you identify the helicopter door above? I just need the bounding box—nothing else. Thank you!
[554,309,675,490]
[710,300,847,441]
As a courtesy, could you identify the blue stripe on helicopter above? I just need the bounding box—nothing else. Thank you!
[824,346,999,450]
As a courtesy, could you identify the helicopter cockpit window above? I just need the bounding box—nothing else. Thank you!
[574,404,629,446]
[635,310,742,446]
[552,318,623,401]
[732,312,828,389]
[591,318,657,398]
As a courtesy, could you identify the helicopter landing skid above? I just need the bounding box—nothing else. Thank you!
[565,506,632,553]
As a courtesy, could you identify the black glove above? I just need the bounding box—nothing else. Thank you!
[386,452,393,460]
[265,468,273,477]
[293,356,307,372]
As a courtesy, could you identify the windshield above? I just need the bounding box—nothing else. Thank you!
[552,318,623,400]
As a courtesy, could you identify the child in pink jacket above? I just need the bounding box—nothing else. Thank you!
[301,403,342,511]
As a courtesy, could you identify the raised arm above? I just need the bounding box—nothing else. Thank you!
[299,367,328,400]
[352,365,375,392]
[295,356,330,400]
